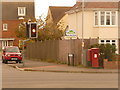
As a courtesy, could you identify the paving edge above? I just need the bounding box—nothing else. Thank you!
[8,65,119,73]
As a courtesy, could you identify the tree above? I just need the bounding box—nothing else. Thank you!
[15,23,27,39]
[15,17,36,39]
[15,18,36,49]
[38,22,64,41]
[15,16,64,41]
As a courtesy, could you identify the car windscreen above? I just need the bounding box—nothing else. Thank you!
[6,47,20,53]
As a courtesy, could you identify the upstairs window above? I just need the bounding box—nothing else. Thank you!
[3,24,8,31]
[106,12,110,25]
[94,11,117,26]
[18,7,26,16]
[112,12,116,25]
[100,12,105,25]
[95,12,98,25]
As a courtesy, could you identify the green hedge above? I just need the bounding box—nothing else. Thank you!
[90,44,116,66]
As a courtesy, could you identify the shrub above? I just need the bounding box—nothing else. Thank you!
[90,44,116,66]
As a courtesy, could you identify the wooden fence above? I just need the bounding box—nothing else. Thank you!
[25,39,98,65]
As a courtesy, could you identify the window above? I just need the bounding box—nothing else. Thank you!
[112,40,115,42]
[3,24,8,31]
[112,43,115,45]
[112,12,116,25]
[101,40,104,42]
[18,7,26,16]
[9,41,13,46]
[94,11,117,26]
[106,40,110,42]
[95,12,98,25]
[2,41,8,48]
[99,40,116,45]
[106,12,110,25]
[100,12,105,25]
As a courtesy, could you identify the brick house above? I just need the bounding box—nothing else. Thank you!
[65,1,120,54]
[0,0,35,49]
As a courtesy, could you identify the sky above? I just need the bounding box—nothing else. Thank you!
[35,0,120,18]
[35,0,76,18]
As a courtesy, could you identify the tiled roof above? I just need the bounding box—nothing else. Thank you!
[2,2,35,20]
[70,2,118,11]
[49,6,72,23]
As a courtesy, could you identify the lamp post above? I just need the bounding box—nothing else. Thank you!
[81,0,84,65]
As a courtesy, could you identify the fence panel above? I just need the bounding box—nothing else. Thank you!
[25,39,98,65]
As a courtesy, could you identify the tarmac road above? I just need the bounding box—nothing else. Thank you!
[0,51,118,88]
[2,63,118,88]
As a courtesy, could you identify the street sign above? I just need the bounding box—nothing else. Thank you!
[65,29,77,39]
[65,29,76,36]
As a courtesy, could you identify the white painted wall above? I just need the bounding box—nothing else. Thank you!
[67,10,119,53]
[68,10,118,39]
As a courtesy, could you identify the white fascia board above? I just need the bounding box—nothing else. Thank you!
[0,38,15,40]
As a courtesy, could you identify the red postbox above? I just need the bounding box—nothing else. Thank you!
[91,48,99,67]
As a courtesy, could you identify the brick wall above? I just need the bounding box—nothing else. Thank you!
[2,20,22,46]
[104,59,120,69]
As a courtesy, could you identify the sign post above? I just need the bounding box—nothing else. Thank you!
[22,39,30,66]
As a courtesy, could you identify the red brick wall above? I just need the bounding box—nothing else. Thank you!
[104,59,120,69]
[2,20,22,46]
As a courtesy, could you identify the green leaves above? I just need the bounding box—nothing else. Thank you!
[91,44,116,61]
[15,16,64,41]
[15,23,27,39]
[38,23,64,41]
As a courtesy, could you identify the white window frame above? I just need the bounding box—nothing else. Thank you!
[2,40,8,48]
[18,7,26,16]
[94,11,99,26]
[100,11,105,25]
[3,24,8,31]
[105,11,111,26]
[99,39,118,53]
[94,11,117,27]
[99,39,117,47]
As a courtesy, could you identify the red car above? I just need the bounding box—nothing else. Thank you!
[2,46,22,64]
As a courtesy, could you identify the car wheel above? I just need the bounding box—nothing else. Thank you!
[16,61,18,63]
[5,60,8,64]
[2,60,4,63]
[19,61,22,63]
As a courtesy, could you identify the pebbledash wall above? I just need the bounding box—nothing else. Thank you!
[25,39,98,65]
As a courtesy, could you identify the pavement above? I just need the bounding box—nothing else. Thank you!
[0,50,119,73]
[8,59,119,73]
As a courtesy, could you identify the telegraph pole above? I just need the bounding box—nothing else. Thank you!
[81,0,84,65]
